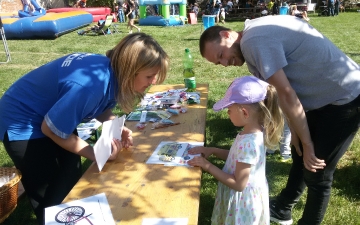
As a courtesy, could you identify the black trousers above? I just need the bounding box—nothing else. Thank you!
[277,95,360,225]
[3,132,82,225]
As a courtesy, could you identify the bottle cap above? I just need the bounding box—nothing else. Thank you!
[185,48,190,53]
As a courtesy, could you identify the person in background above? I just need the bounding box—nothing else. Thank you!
[126,0,141,33]
[74,0,86,8]
[334,0,340,15]
[291,4,310,21]
[328,0,335,16]
[267,0,274,13]
[220,7,226,24]
[116,0,125,23]
[226,0,233,12]
[211,0,222,24]
[198,16,360,224]
[0,33,169,225]
[272,0,279,14]
[266,120,292,162]
[192,3,199,17]
[188,76,284,225]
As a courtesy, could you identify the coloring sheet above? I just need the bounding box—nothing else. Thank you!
[146,141,204,167]
[44,193,115,225]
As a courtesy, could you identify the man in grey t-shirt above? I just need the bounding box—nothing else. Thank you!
[199,15,360,225]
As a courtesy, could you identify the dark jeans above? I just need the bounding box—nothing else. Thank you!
[3,132,82,225]
[328,3,335,16]
[276,95,360,225]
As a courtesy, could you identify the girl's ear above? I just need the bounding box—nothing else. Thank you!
[242,107,250,119]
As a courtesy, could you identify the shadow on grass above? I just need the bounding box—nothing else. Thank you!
[332,163,360,201]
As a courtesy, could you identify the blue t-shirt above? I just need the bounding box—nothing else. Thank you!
[0,53,118,141]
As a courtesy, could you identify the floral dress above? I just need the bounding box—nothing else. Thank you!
[211,132,269,225]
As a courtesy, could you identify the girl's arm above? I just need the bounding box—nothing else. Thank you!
[188,157,250,192]
[188,146,229,160]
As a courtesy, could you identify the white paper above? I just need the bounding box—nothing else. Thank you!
[94,115,126,172]
[140,111,147,123]
[146,141,203,167]
[142,218,188,225]
[44,193,115,225]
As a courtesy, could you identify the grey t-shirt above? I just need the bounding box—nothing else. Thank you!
[241,15,360,110]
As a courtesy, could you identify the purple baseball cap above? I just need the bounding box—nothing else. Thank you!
[213,76,269,112]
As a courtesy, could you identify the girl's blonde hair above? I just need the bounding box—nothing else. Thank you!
[248,85,284,149]
[106,33,169,113]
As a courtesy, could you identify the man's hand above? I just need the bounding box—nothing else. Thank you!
[302,141,326,172]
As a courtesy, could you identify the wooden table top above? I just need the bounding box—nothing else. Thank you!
[63,83,209,225]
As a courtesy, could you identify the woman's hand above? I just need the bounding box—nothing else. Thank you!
[109,138,122,160]
[121,126,133,148]
[188,146,212,158]
[187,156,212,171]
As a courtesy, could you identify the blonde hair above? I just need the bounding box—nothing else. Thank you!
[106,33,169,113]
[245,85,284,149]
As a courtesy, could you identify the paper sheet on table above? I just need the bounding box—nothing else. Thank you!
[94,115,125,172]
[146,141,204,167]
[44,193,115,225]
[142,218,188,225]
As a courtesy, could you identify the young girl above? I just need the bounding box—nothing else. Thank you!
[220,8,226,24]
[188,76,284,225]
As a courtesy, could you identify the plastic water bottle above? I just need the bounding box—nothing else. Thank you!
[183,48,196,92]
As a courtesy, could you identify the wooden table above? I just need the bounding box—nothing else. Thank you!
[63,84,209,225]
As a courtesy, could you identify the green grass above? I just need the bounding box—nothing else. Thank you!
[1,12,360,224]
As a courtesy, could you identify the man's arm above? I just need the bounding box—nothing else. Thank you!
[267,69,326,172]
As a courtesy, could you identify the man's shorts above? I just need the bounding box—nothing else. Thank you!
[212,7,220,15]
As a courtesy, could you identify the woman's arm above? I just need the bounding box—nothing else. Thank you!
[41,120,97,161]
[96,108,116,122]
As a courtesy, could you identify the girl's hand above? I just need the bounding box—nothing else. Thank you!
[187,156,212,171]
[109,138,122,160]
[188,146,212,158]
[121,126,133,148]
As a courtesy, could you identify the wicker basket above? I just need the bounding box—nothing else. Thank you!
[0,167,22,223]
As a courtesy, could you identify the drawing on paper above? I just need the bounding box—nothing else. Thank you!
[55,206,93,225]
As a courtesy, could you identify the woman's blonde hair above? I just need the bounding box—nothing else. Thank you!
[106,33,169,113]
[248,85,284,149]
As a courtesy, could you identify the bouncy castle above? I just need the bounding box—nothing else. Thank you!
[138,0,188,26]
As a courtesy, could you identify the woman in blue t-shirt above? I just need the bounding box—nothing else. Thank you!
[0,33,169,225]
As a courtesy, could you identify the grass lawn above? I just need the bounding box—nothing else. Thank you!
[1,12,360,225]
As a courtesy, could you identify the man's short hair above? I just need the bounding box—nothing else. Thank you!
[199,26,231,57]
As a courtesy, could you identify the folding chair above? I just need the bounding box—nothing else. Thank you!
[0,17,11,64]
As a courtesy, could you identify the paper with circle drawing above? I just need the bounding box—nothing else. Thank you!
[94,115,125,172]
[44,193,115,225]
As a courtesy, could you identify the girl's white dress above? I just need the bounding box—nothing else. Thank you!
[211,132,269,225]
